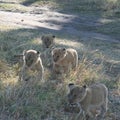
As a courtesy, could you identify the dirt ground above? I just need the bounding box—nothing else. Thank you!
[0,5,120,42]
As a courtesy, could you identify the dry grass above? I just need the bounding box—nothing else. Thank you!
[0,60,119,119]
[0,30,119,119]
[0,49,117,119]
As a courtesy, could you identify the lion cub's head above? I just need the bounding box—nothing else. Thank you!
[68,83,87,104]
[41,34,55,49]
[52,48,67,63]
[23,50,40,67]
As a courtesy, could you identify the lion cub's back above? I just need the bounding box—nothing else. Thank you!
[90,83,108,105]
[66,48,78,58]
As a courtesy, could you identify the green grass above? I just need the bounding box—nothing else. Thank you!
[53,0,120,17]
[52,0,120,39]
[2,0,120,18]
[94,19,120,39]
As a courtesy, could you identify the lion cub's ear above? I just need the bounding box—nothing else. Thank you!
[37,51,40,54]
[52,35,55,38]
[37,51,41,56]
[62,48,66,51]
[23,50,27,56]
[62,48,66,54]
[68,83,75,90]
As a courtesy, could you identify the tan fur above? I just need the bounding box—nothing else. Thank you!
[19,49,44,81]
[41,34,55,50]
[68,83,108,119]
[52,48,78,74]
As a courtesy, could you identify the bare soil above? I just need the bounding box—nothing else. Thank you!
[0,6,120,43]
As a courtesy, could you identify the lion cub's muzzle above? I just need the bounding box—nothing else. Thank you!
[45,42,51,48]
[53,56,59,63]
[25,59,34,67]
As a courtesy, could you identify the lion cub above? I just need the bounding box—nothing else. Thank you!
[19,49,44,81]
[41,34,55,49]
[52,48,78,75]
[68,83,108,119]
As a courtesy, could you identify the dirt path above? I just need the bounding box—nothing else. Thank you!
[0,6,119,43]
